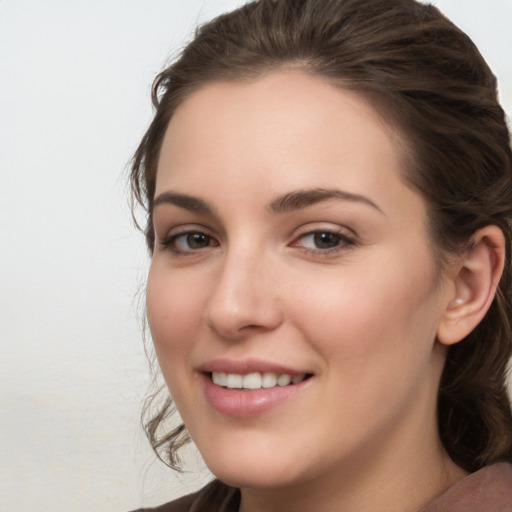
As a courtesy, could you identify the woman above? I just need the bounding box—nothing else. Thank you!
[130,0,512,510]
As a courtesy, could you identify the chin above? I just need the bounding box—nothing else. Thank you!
[200,444,311,490]
[210,464,304,490]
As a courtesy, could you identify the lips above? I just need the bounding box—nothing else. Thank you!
[197,359,313,417]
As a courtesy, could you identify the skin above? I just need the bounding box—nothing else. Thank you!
[147,70,472,512]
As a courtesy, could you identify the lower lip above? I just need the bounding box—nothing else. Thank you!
[201,373,310,418]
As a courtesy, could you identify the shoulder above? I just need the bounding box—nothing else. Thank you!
[129,480,240,512]
[420,462,512,512]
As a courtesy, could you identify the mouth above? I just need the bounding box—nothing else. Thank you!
[208,371,313,390]
[199,362,314,417]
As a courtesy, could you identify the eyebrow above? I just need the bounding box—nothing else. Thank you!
[269,188,384,214]
[152,187,383,217]
[153,191,216,215]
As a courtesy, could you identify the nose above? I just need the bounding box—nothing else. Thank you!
[203,249,283,340]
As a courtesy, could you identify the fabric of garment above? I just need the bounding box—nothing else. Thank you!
[131,462,512,512]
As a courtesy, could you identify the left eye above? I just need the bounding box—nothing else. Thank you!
[179,232,213,250]
[163,231,217,253]
[293,231,352,251]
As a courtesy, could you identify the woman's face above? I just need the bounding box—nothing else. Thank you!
[147,71,453,489]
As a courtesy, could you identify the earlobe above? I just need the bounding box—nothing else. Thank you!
[437,226,505,346]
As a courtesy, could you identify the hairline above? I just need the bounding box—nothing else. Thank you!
[152,63,453,275]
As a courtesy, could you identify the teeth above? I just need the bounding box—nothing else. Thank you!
[226,373,243,389]
[242,372,262,389]
[277,374,291,386]
[292,374,304,384]
[212,372,228,387]
[262,372,278,388]
[211,371,306,390]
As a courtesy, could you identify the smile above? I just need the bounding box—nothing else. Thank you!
[211,371,309,390]
[200,363,314,417]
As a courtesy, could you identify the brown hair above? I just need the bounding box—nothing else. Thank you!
[131,0,512,473]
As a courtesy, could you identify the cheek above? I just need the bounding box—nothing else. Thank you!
[146,264,205,367]
[145,264,211,419]
[289,255,443,437]
[290,250,441,369]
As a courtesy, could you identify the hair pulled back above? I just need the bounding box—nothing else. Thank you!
[131,0,512,473]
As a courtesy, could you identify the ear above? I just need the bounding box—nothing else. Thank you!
[437,225,506,346]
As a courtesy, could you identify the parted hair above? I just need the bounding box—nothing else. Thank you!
[131,0,512,473]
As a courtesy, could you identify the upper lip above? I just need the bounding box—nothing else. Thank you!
[196,358,311,376]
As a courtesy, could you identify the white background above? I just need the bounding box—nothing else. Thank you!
[1,1,511,511]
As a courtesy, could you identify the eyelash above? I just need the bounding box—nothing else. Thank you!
[158,228,356,256]
[290,229,356,255]
[159,230,218,255]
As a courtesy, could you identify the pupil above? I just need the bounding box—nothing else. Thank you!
[188,233,209,248]
[314,232,340,249]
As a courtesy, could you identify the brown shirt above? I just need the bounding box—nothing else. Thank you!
[133,462,512,512]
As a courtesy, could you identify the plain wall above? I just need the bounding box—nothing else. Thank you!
[1,1,511,511]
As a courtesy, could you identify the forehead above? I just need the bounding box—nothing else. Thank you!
[161,70,400,163]
[156,70,419,220]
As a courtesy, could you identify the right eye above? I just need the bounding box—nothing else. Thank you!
[160,231,218,254]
